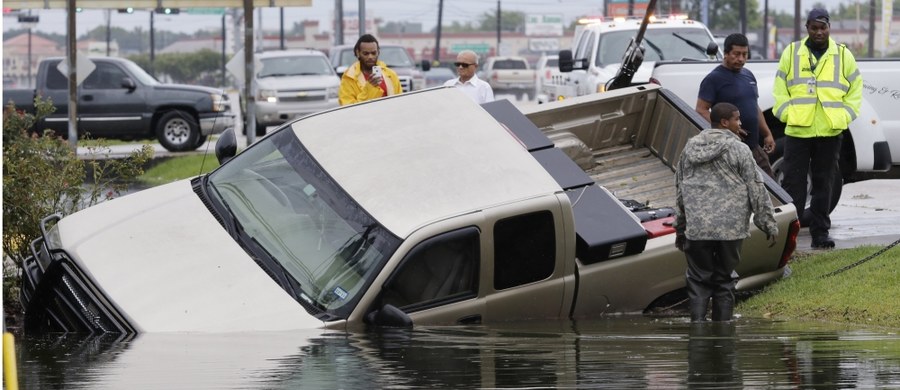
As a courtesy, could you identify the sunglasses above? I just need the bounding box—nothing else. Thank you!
[454,62,475,68]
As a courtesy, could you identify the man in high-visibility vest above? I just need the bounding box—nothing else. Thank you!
[773,8,862,249]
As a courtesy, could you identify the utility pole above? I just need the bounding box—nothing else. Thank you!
[150,11,156,77]
[739,0,747,36]
[280,7,285,50]
[868,0,875,57]
[335,0,344,45]
[794,0,801,42]
[496,1,501,55]
[763,0,769,59]
[435,0,443,63]
[106,9,112,56]
[222,13,227,86]
[359,0,366,36]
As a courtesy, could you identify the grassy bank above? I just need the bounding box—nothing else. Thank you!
[739,244,900,329]
[138,154,220,186]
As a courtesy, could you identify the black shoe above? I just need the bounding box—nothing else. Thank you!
[811,236,835,249]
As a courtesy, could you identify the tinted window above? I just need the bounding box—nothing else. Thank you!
[494,211,556,290]
[83,63,128,90]
[492,60,527,70]
[45,62,67,90]
[259,55,335,77]
[382,227,480,311]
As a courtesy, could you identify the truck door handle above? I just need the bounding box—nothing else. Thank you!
[82,95,93,101]
[456,314,481,325]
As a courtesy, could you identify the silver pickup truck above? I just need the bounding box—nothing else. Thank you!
[19,86,799,333]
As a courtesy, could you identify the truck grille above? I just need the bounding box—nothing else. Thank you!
[398,76,412,92]
[277,88,328,103]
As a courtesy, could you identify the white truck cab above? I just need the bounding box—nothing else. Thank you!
[540,15,720,102]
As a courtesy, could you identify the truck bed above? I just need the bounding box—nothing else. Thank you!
[523,85,703,211]
[587,145,675,209]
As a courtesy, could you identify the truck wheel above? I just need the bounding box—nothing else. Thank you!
[194,135,208,148]
[255,120,267,137]
[157,110,200,152]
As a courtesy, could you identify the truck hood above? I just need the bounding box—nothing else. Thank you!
[256,74,338,90]
[55,180,324,332]
[155,83,224,95]
[601,62,655,84]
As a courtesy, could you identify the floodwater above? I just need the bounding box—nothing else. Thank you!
[10,317,900,389]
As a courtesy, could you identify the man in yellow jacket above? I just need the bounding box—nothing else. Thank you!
[773,8,862,249]
[339,34,403,105]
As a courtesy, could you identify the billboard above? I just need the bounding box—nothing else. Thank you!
[526,13,563,36]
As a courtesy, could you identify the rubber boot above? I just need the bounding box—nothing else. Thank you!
[690,299,709,322]
[711,294,735,322]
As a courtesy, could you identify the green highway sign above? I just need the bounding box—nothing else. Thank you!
[187,8,226,15]
[450,43,490,54]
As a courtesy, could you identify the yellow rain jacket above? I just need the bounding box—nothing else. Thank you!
[339,60,402,106]
[773,37,862,137]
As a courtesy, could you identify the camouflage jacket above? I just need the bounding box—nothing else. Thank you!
[674,128,778,240]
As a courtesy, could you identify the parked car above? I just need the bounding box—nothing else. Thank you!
[3,56,234,151]
[252,49,340,136]
[481,56,535,100]
[329,44,429,92]
[423,66,456,88]
[534,54,559,101]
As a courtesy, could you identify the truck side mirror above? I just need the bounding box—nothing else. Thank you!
[706,42,719,57]
[559,50,574,73]
[215,128,237,164]
[420,59,431,72]
[366,304,413,328]
[121,77,136,91]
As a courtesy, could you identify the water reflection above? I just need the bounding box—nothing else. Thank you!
[13,318,900,389]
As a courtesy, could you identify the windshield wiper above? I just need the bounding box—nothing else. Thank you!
[671,32,710,56]
[259,73,288,78]
[642,38,665,60]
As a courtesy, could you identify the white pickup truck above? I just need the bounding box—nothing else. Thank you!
[651,59,900,205]
[19,86,799,333]
[539,15,720,103]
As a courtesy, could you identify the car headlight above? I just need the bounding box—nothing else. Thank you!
[257,89,277,103]
[327,87,338,100]
[211,93,228,112]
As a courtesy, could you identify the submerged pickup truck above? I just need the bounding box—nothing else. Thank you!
[651,59,900,207]
[3,56,234,151]
[20,86,799,333]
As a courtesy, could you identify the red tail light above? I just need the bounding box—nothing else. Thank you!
[778,219,801,268]
[649,77,661,85]
[545,69,551,79]
[492,72,498,81]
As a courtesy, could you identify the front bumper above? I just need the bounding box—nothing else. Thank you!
[255,100,340,127]
[199,112,235,136]
[20,214,135,334]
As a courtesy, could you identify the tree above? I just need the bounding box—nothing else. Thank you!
[679,0,764,30]
[477,10,527,32]
[127,50,221,85]
[3,99,153,314]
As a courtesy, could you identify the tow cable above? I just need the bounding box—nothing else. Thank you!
[819,237,900,279]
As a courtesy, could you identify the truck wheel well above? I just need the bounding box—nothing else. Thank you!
[152,106,199,132]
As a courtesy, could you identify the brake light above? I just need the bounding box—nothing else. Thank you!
[545,69,551,79]
[649,77,661,85]
[492,72,498,81]
[778,219,801,268]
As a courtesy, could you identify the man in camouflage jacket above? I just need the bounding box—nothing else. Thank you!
[674,102,779,322]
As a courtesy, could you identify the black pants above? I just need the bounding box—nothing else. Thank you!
[684,239,743,322]
[781,134,842,238]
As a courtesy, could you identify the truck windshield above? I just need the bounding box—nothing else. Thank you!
[121,60,160,85]
[596,28,716,67]
[338,47,413,68]
[205,129,400,319]
[259,56,335,77]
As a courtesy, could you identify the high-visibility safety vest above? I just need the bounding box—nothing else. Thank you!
[773,37,863,138]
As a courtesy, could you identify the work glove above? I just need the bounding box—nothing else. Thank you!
[766,234,777,248]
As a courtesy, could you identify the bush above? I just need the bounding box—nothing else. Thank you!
[2,98,154,313]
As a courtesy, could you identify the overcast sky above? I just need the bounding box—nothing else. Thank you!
[3,0,848,36]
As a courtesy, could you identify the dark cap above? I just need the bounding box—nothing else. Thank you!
[807,8,830,25]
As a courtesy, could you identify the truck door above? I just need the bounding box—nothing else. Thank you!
[77,61,146,137]
[572,30,597,97]
[376,224,486,326]
[480,196,572,322]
